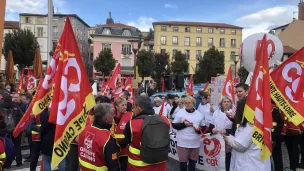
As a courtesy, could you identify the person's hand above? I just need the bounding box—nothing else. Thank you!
[184,119,193,127]
[193,125,201,131]
[210,104,215,113]
[212,128,217,134]
[218,129,227,135]
[225,111,233,118]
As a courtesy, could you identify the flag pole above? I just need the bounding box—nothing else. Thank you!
[47,0,53,67]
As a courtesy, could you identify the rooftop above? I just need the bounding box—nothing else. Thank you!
[153,21,243,29]
[283,46,297,54]
[270,23,290,31]
[4,21,19,29]
[99,23,135,29]
[19,13,90,27]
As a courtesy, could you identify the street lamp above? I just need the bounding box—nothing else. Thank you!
[231,54,239,77]
[128,39,142,80]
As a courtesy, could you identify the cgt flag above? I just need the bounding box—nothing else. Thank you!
[50,17,95,168]
[270,46,304,125]
[244,34,272,161]
[202,81,210,94]
[187,75,194,96]
[221,67,235,103]
[17,68,26,94]
[13,78,43,138]
[25,69,37,91]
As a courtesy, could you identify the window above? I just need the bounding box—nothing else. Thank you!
[184,50,190,60]
[196,28,202,33]
[53,18,58,23]
[24,26,31,31]
[184,37,190,46]
[172,49,178,59]
[161,26,167,31]
[172,36,178,45]
[122,58,131,66]
[122,30,131,36]
[161,36,167,45]
[25,17,30,23]
[102,43,111,51]
[231,39,236,48]
[185,27,191,32]
[208,38,213,47]
[102,28,111,35]
[37,27,43,37]
[196,50,202,60]
[161,49,166,55]
[173,27,179,32]
[220,51,225,55]
[196,37,201,46]
[38,17,44,24]
[122,44,132,55]
[53,26,58,37]
[220,38,225,47]
[230,51,236,61]
[208,28,214,33]
[220,29,225,34]
[231,29,236,35]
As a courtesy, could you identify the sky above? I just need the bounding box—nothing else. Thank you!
[5,0,301,39]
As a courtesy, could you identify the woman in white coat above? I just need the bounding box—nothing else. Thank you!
[197,93,216,126]
[212,96,234,171]
[224,98,271,171]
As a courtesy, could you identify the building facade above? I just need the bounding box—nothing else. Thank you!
[19,13,92,76]
[91,13,140,78]
[153,21,242,75]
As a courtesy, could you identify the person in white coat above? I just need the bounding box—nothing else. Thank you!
[224,98,271,171]
[171,98,185,119]
[212,96,234,171]
[197,93,216,126]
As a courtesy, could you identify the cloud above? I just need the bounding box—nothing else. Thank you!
[164,4,178,9]
[127,17,156,32]
[235,5,297,40]
[5,0,67,21]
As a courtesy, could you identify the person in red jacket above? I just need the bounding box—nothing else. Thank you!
[119,95,169,171]
[113,97,133,171]
[78,103,120,171]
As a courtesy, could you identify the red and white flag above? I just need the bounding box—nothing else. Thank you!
[244,34,272,161]
[25,69,36,91]
[221,67,235,103]
[124,76,134,103]
[48,17,96,168]
[107,63,121,90]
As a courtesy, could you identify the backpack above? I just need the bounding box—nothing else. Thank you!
[3,109,15,133]
[136,115,170,164]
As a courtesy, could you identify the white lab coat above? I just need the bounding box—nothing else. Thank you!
[229,123,271,171]
[212,109,233,131]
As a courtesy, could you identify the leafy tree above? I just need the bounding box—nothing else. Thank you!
[204,46,225,74]
[3,29,39,71]
[171,51,189,75]
[137,49,155,81]
[237,66,249,83]
[152,52,170,90]
[93,49,116,76]
[144,28,154,41]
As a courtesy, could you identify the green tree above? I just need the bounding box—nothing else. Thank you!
[237,66,249,83]
[171,51,189,75]
[195,47,226,83]
[152,52,170,90]
[93,49,116,76]
[3,29,39,71]
[137,49,155,81]
[144,28,154,41]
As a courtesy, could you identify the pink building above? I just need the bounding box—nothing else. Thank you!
[91,13,140,78]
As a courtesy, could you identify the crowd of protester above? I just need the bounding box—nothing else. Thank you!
[0,82,302,171]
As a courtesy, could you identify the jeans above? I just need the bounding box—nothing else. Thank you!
[43,155,66,171]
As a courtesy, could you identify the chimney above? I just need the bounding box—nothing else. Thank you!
[299,0,304,20]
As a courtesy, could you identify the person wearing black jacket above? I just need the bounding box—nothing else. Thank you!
[12,93,26,113]
[0,93,23,167]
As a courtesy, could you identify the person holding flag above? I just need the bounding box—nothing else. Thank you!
[224,34,271,171]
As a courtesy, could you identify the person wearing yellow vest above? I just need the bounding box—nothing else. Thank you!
[29,111,43,171]
[114,97,133,171]
[78,103,120,171]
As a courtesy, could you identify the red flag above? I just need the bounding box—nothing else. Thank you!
[107,63,121,90]
[13,78,43,138]
[221,67,235,103]
[270,46,304,125]
[202,81,210,93]
[17,68,26,94]
[49,17,96,168]
[25,69,36,91]
[161,77,165,92]
[124,76,134,103]
[187,75,193,96]
[244,34,272,161]
[159,100,165,116]
[100,73,105,92]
